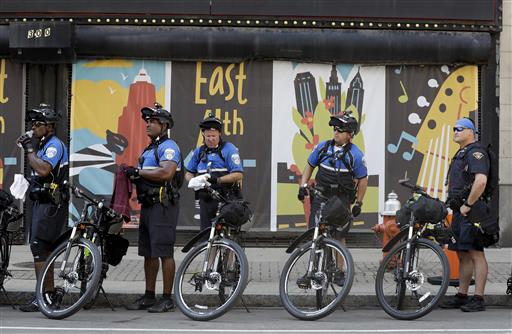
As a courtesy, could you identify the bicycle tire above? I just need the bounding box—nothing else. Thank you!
[175,239,248,321]
[375,238,449,320]
[36,237,102,320]
[0,234,9,287]
[279,239,354,321]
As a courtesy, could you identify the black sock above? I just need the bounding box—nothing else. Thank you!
[456,293,468,298]
[145,290,155,299]
[162,293,172,300]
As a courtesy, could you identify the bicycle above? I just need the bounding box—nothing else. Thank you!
[0,189,23,309]
[279,186,354,321]
[375,178,450,320]
[35,181,127,319]
[174,185,251,321]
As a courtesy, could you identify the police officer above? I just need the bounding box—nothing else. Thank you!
[440,118,490,312]
[125,103,181,313]
[298,112,368,286]
[185,113,243,232]
[16,103,69,312]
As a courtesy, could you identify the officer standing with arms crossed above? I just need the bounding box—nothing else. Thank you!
[16,104,69,312]
[125,103,181,313]
[185,113,243,233]
[440,118,490,312]
[298,112,368,286]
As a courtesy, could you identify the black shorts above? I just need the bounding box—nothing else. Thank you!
[139,201,178,258]
[308,194,352,238]
[30,201,67,247]
[448,212,484,252]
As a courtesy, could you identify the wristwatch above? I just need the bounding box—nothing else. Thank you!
[463,201,473,208]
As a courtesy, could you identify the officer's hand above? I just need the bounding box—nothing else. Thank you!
[460,204,471,217]
[352,201,362,217]
[297,186,308,202]
[124,166,140,180]
[17,134,34,152]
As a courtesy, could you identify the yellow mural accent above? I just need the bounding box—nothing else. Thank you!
[82,59,134,68]
[415,66,478,199]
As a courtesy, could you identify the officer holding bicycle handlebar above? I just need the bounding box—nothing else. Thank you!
[124,103,181,313]
[16,103,69,312]
[298,111,368,286]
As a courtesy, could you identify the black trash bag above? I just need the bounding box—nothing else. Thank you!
[104,234,129,266]
[321,196,351,227]
[410,195,447,223]
[218,200,252,226]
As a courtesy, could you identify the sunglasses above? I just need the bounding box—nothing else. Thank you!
[333,126,348,133]
[453,126,468,132]
[32,121,47,128]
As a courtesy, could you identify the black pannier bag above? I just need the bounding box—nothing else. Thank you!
[217,200,252,227]
[321,196,351,227]
[468,200,500,247]
[104,234,129,266]
[410,195,447,223]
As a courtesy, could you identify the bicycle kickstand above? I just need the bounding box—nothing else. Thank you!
[0,285,15,310]
[240,295,250,313]
[99,285,115,311]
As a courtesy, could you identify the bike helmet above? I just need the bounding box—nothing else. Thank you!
[199,112,223,132]
[141,102,174,129]
[25,103,60,124]
[329,112,359,136]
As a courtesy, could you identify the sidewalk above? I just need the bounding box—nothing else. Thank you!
[3,245,512,308]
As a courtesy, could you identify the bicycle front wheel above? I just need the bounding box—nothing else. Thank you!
[175,239,248,321]
[279,239,354,321]
[36,237,102,320]
[375,238,449,320]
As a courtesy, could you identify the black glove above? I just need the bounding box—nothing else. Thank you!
[297,186,308,201]
[207,177,218,185]
[17,134,34,152]
[124,166,140,179]
[352,201,362,217]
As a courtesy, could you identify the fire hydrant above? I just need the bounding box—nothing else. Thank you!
[372,191,401,260]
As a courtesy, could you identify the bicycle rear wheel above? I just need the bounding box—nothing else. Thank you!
[36,237,102,319]
[0,233,10,287]
[175,239,248,321]
[279,239,354,321]
[375,238,449,320]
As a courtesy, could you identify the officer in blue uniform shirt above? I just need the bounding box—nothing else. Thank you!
[185,113,243,232]
[440,117,490,312]
[16,103,69,312]
[125,103,181,313]
[298,112,368,286]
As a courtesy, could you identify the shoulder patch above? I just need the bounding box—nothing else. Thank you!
[231,153,241,165]
[164,148,175,160]
[472,151,484,160]
[46,146,58,158]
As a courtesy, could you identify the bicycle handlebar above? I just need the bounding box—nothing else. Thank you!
[398,178,432,198]
[306,186,329,201]
[63,181,120,219]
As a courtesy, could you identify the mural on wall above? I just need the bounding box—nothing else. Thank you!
[70,59,168,225]
[70,59,479,233]
[0,59,24,193]
[271,62,386,231]
[385,65,478,203]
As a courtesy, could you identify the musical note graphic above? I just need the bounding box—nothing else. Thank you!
[387,131,418,161]
[398,81,409,103]
[394,65,404,75]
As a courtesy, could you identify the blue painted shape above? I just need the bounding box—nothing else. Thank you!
[242,159,256,168]
[336,64,354,82]
[288,176,295,181]
[78,168,114,195]
[71,128,105,153]
[3,157,17,165]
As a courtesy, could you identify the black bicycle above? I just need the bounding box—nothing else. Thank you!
[375,179,450,320]
[35,181,127,319]
[279,187,354,321]
[175,186,251,321]
[0,189,23,308]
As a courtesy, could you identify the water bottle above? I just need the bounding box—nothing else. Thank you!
[16,130,34,148]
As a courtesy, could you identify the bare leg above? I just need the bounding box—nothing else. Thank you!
[160,257,176,295]
[469,250,488,296]
[457,251,474,295]
[144,257,159,293]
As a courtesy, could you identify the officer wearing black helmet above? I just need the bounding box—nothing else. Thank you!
[185,113,243,232]
[298,111,368,286]
[125,102,181,313]
[16,103,69,312]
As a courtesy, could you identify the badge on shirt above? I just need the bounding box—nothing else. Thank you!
[472,152,484,160]
[46,146,58,158]
[165,148,175,160]
[231,153,241,165]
